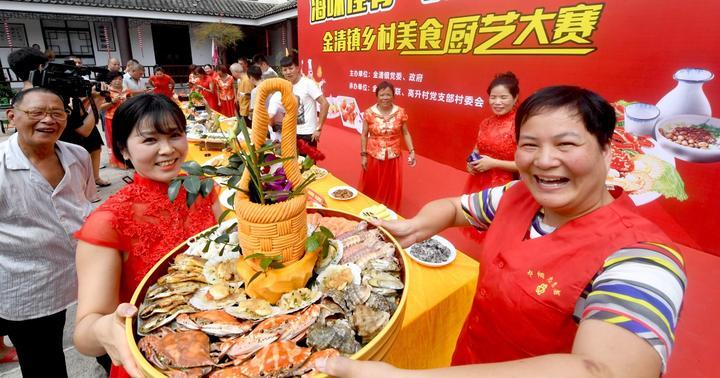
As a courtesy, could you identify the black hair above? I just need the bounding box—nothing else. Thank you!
[279,54,298,68]
[111,94,186,167]
[105,71,124,83]
[375,81,395,96]
[217,64,229,75]
[515,85,616,147]
[252,54,268,65]
[487,72,520,98]
[11,87,63,108]
[154,65,164,73]
[247,65,263,81]
[8,47,49,82]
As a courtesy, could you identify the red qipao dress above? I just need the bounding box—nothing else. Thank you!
[464,109,517,193]
[451,182,678,364]
[195,74,219,112]
[359,105,408,211]
[214,74,237,117]
[75,173,217,378]
[104,89,127,168]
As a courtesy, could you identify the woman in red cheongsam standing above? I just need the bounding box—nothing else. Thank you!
[464,72,521,193]
[359,81,416,212]
[214,65,237,117]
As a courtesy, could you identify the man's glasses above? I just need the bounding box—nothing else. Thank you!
[13,106,70,120]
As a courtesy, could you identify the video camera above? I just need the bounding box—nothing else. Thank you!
[28,61,111,125]
[28,61,109,100]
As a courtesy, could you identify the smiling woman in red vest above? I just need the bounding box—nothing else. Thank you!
[319,86,687,378]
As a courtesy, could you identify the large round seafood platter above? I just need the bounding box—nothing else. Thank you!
[126,208,409,377]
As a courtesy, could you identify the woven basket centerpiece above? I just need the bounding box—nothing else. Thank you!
[233,79,317,302]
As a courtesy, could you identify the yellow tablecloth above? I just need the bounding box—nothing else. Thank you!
[187,143,479,368]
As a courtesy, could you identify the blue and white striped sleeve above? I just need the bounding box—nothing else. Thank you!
[579,242,686,371]
[460,181,516,230]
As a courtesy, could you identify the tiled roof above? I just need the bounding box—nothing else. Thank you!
[5,0,297,19]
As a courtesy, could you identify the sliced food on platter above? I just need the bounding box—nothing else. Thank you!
[606,128,687,205]
[359,204,397,221]
[130,209,407,376]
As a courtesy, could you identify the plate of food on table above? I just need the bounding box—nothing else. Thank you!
[328,186,359,201]
[606,127,687,206]
[359,204,398,221]
[127,209,408,377]
[302,166,329,181]
[405,235,456,268]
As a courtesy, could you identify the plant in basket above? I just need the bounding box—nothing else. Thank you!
[168,78,330,301]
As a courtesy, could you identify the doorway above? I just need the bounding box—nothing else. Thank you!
[151,24,192,83]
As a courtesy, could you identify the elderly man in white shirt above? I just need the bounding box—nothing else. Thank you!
[123,63,150,97]
[0,88,95,377]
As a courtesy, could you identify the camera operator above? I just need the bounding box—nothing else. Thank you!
[9,48,111,188]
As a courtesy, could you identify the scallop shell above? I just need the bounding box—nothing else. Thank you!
[224,298,280,320]
[314,240,344,274]
[314,263,361,293]
[276,288,323,314]
[189,285,246,311]
[203,258,243,285]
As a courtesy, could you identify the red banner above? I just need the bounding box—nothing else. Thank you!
[298,0,720,254]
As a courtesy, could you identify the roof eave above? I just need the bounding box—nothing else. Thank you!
[0,1,297,26]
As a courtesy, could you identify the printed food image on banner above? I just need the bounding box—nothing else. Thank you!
[298,0,720,254]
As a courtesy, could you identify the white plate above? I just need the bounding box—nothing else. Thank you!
[359,205,398,221]
[328,185,358,201]
[219,189,237,210]
[405,235,457,268]
[302,166,328,180]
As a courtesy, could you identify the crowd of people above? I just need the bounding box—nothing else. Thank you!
[0,46,687,378]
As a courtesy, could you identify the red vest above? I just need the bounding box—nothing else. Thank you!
[452,182,675,365]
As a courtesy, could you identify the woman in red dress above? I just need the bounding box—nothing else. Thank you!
[148,66,175,99]
[99,72,128,168]
[72,94,221,378]
[464,72,520,193]
[319,86,686,378]
[214,64,237,117]
[192,66,219,112]
[359,81,416,211]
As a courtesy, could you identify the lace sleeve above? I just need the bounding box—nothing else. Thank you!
[75,209,122,250]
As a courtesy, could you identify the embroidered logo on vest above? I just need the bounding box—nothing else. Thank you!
[528,270,561,296]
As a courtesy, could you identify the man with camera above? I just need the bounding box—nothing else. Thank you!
[0,87,96,377]
[9,48,111,188]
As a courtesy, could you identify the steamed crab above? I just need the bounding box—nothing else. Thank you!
[252,304,321,342]
[137,328,215,373]
[237,341,312,377]
[176,310,254,337]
